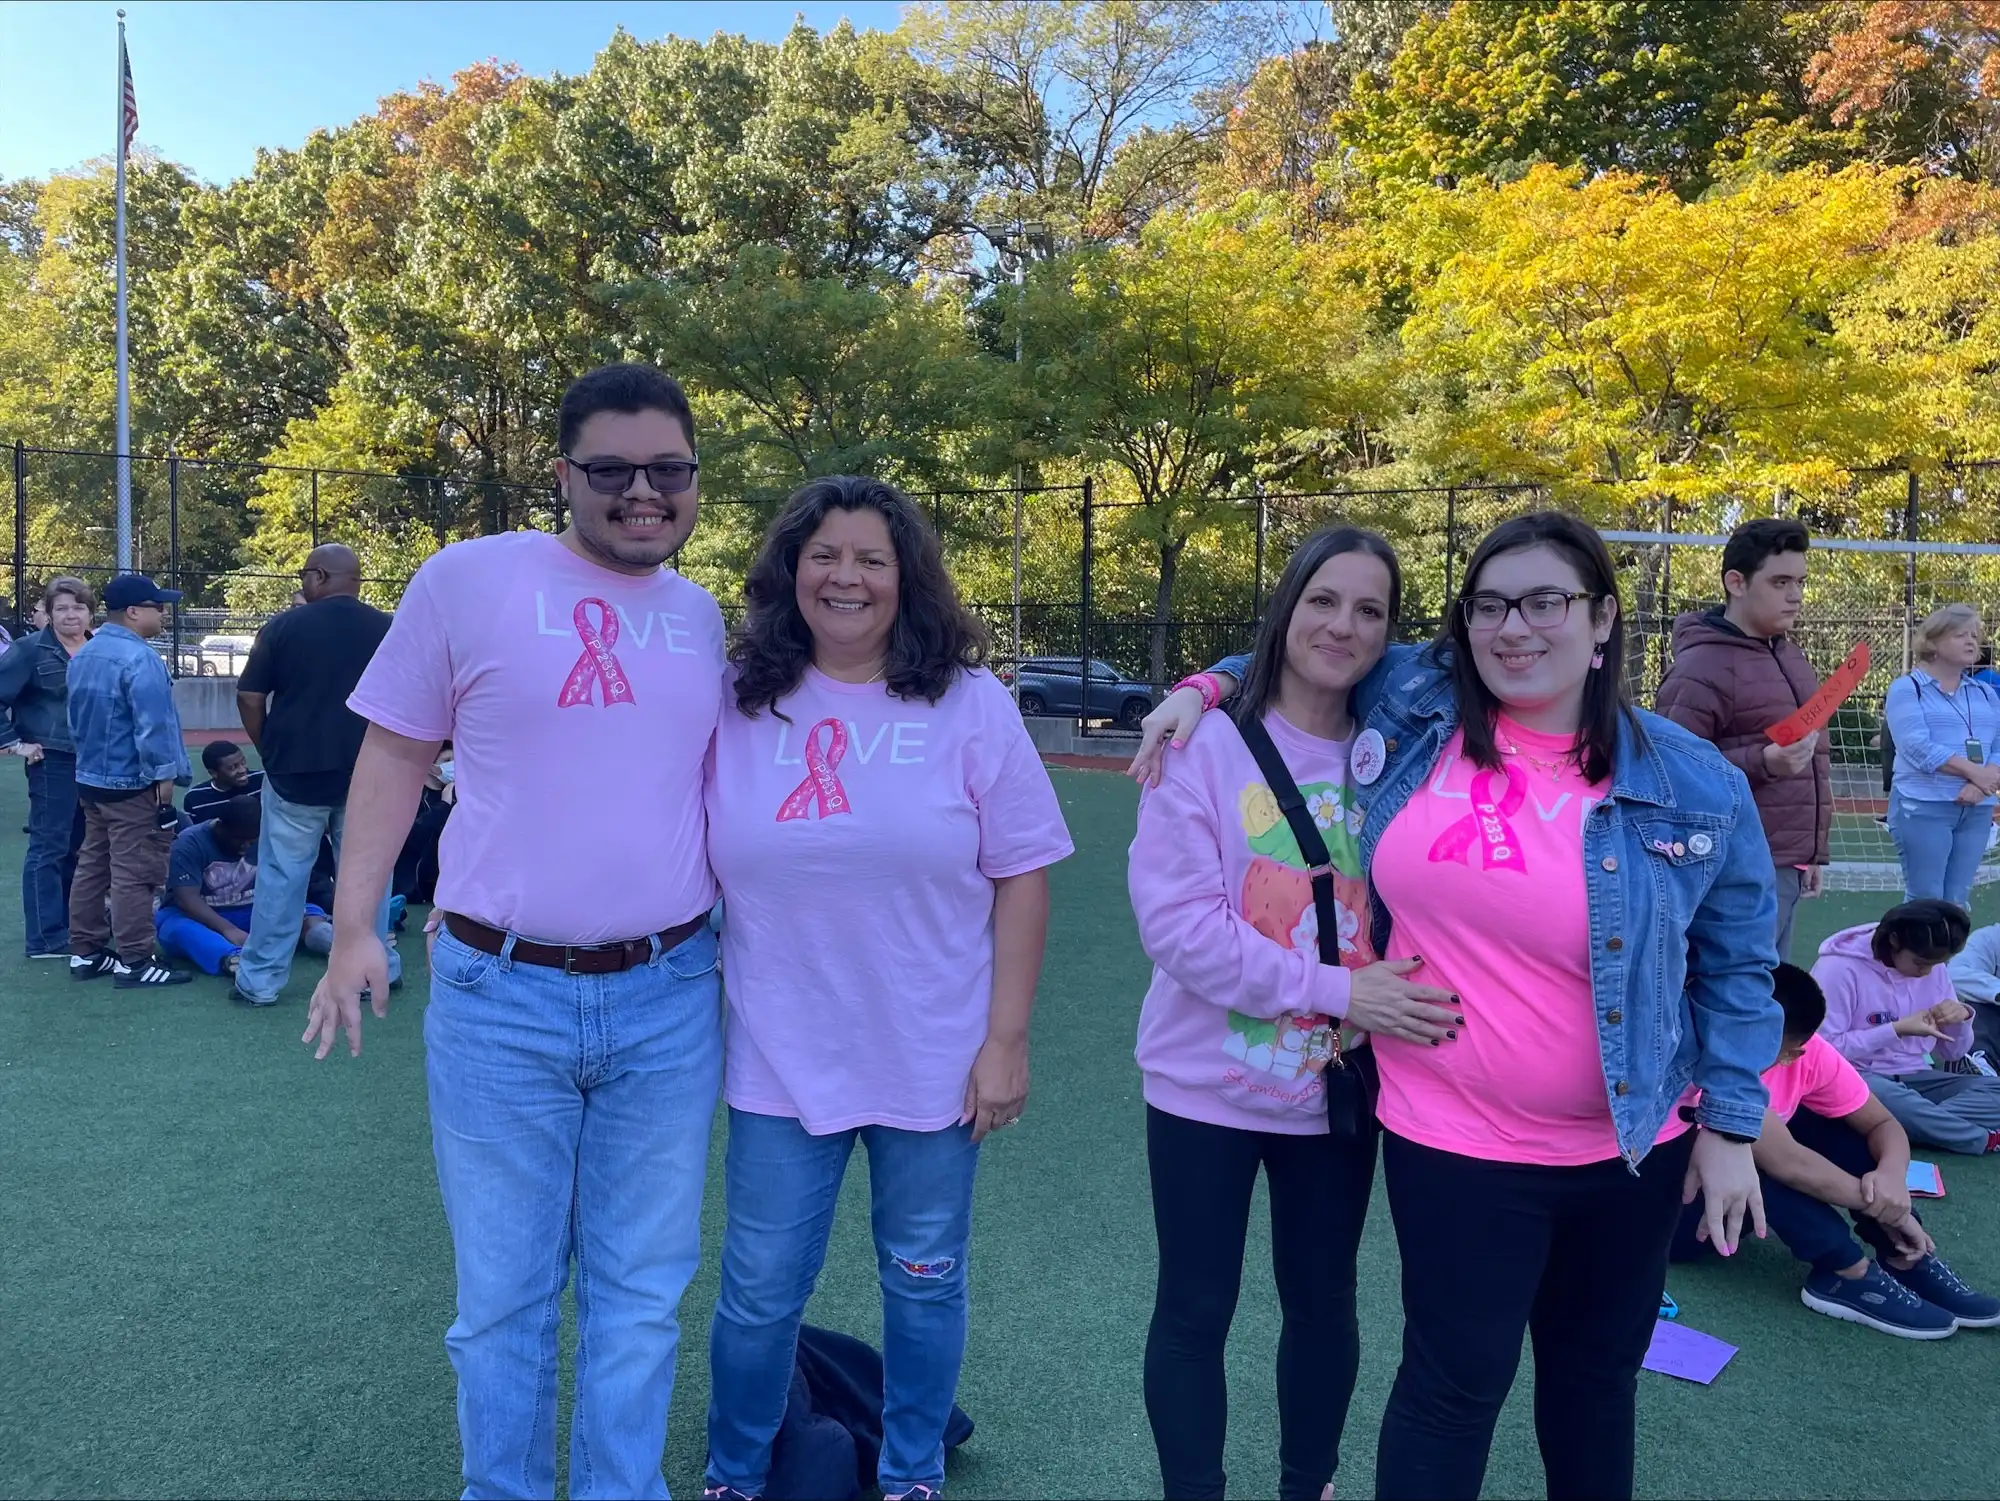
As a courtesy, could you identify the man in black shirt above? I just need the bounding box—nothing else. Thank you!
[231,545,399,1005]
[183,739,265,823]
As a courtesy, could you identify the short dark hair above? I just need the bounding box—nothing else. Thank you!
[1722,518,1809,587]
[216,795,260,838]
[1443,511,1640,786]
[202,739,242,772]
[731,475,988,720]
[43,575,94,612]
[1774,962,1827,1042]
[1872,899,1971,967]
[557,363,695,455]
[1236,527,1402,725]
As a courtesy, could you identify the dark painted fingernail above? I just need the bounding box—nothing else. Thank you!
[1430,1038,1441,1047]
[1447,1029,1457,1039]
[1456,1015,1466,1026]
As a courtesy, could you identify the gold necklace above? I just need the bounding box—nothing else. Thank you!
[1493,726,1574,778]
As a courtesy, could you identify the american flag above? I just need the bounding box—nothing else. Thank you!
[120,36,138,154]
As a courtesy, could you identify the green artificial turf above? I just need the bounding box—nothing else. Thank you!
[2,766,1996,1499]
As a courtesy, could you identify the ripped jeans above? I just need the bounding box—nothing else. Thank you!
[706,1108,980,1497]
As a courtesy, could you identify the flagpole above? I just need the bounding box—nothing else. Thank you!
[114,9,132,572]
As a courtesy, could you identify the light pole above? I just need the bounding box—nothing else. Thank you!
[981,221,1053,704]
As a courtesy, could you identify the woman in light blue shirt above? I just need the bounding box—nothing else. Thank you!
[1884,604,2000,908]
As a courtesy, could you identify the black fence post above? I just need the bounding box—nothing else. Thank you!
[1904,468,1920,671]
[11,441,25,635]
[168,453,182,677]
[1252,487,1268,621]
[1444,485,1458,603]
[1079,476,1094,722]
[310,470,321,547]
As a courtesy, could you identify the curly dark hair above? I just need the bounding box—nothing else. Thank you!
[731,475,989,719]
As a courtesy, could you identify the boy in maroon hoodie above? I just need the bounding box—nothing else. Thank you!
[1811,900,2000,1155]
[1656,519,1830,960]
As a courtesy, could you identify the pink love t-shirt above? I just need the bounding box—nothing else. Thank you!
[706,666,1074,1135]
[1370,720,1690,1165]
[348,531,724,945]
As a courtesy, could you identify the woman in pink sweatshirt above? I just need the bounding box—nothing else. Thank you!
[1812,899,2000,1155]
[1128,527,1460,1501]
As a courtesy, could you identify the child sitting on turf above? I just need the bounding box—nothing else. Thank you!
[154,795,333,981]
[1672,963,1999,1339]
[1811,900,2000,1154]
[1945,920,2000,1069]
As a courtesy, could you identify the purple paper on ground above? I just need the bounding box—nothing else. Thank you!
[1641,1318,1737,1384]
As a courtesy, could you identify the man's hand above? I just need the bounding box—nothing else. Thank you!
[220,923,250,949]
[1800,864,1823,898]
[153,778,177,804]
[1880,1211,1935,1265]
[1858,1167,1913,1225]
[303,930,391,1060]
[1762,734,1816,778]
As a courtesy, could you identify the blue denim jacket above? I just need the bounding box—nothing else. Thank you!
[67,623,191,791]
[1211,644,1780,1160]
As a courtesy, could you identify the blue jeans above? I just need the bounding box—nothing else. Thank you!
[156,901,330,976]
[234,781,398,1001]
[706,1108,980,1497]
[21,750,84,954]
[1889,791,1991,909]
[425,924,722,1501]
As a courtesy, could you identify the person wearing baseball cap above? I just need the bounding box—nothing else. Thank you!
[66,572,194,987]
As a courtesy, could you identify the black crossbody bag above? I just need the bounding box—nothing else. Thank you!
[1232,711,1381,1140]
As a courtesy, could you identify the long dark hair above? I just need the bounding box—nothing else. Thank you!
[1443,511,1638,785]
[1236,527,1402,725]
[731,475,989,719]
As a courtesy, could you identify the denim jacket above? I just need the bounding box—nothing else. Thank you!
[0,626,84,755]
[67,623,191,791]
[1211,644,1780,1161]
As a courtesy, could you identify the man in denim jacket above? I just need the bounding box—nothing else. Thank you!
[67,574,193,987]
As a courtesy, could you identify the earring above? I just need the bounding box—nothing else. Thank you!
[1591,649,1605,669]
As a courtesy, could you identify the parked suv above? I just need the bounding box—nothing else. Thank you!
[1001,657,1156,729]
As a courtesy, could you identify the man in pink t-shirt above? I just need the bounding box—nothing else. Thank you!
[1671,964,1998,1339]
[303,365,726,1500]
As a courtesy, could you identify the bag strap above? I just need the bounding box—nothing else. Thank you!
[1233,711,1340,969]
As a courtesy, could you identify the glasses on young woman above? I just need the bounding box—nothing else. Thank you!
[561,456,701,496]
[1461,589,1598,631]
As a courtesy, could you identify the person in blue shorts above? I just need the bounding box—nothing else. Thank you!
[155,795,333,983]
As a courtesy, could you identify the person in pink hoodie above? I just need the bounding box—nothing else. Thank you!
[1811,899,2000,1155]
[1128,526,1459,1501]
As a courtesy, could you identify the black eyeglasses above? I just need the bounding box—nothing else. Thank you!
[1461,589,1598,630]
[562,455,701,496]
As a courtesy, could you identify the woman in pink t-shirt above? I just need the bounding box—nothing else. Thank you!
[702,476,1073,1501]
[1136,513,1783,1501]
[1127,528,1459,1501]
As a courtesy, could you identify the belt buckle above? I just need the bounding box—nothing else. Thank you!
[562,944,597,976]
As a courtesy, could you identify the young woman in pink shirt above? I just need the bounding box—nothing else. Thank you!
[1135,513,1782,1501]
[702,476,1073,1501]
[1128,528,1460,1501]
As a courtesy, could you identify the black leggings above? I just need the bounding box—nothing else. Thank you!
[1374,1129,1695,1501]
[1142,1104,1377,1501]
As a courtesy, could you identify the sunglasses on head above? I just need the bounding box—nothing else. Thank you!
[562,455,700,497]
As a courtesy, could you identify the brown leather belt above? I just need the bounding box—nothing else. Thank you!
[442,911,707,975]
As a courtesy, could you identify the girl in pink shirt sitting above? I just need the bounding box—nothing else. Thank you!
[1128,528,1459,1501]
[702,476,1074,1501]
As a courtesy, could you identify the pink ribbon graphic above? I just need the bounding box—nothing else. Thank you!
[556,598,637,709]
[775,717,853,822]
[1427,762,1529,873]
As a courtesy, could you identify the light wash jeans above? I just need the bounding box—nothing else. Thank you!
[426,923,723,1501]
[234,780,398,1001]
[706,1108,980,1498]
[1888,791,1992,909]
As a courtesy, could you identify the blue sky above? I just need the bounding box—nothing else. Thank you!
[1,1,912,185]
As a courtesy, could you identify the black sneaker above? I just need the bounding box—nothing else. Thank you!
[1801,1263,1957,1339]
[70,952,121,981]
[230,984,276,1008]
[112,957,193,989]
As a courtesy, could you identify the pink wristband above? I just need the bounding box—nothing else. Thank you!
[1173,673,1222,713]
